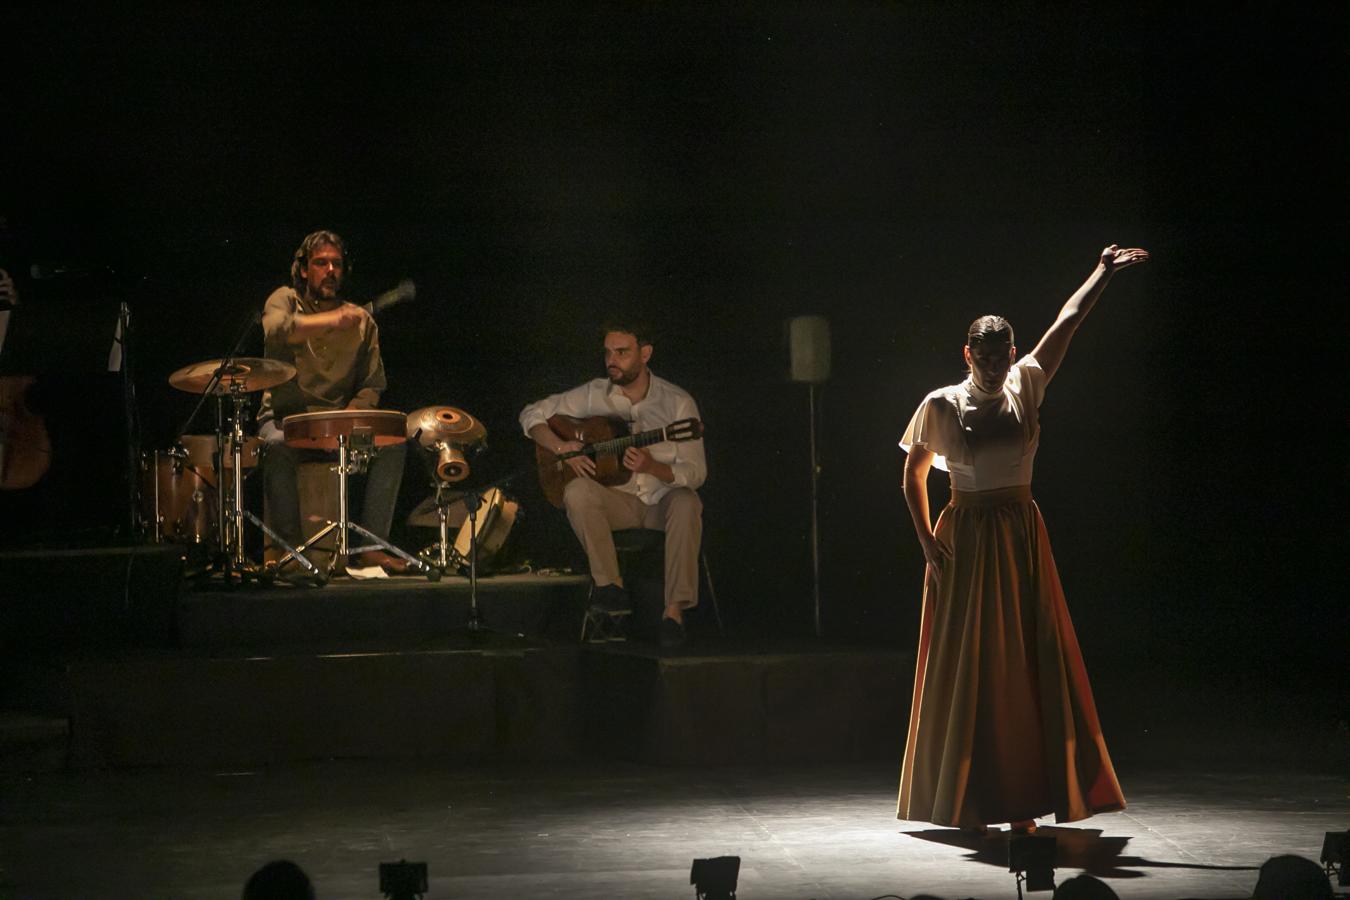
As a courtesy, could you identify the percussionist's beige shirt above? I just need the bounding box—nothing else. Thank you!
[257,286,386,428]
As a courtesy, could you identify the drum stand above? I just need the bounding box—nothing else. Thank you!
[271,432,439,584]
[215,384,318,585]
[420,478,461,574]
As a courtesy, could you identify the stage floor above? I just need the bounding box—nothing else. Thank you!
[1,758,1344,899]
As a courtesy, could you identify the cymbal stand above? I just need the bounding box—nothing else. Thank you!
[217,382,317,585]
[223,384,254,577]
[213,391,229,555]
[272,432,439,583]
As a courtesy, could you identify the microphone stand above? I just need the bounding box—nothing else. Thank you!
[461,487,486,633]
[417,466,522,635]
[116,301,141,538]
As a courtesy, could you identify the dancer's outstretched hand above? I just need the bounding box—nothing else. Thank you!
[1101,244,1150,272]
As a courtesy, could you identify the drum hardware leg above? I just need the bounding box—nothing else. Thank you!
[201,385,272,585]
[215,396,228,558]
[230,410,248,573]
[246,510,322,583]
[434,487,452,571]
[345,521,439,581]
[336,435,351,566]
[151,455,163,544]
[271,519,338,585]
[435,481,453,571]
[415,479,457,574]
[227,386,270,581]
[274,434,438,583]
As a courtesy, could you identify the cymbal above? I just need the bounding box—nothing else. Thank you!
[168,358,297,394]
[406,406,486,446]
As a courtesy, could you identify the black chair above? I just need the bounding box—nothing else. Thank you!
[580,527,724,642]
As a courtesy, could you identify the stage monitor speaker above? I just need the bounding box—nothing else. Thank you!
[787,315,831,383]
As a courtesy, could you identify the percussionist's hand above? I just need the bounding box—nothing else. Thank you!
[0,268,18,308]
[1101,245,1150,273]
[558,440,595,478]
[331,302,365,330]
[622,446,656,474]
[920,532,953,587]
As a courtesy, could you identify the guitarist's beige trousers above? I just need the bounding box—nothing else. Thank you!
[562,477,703,610]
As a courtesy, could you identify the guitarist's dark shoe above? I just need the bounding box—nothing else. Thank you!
[589,584,633,617]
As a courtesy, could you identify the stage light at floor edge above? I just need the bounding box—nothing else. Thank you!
[379,859,428,900]
[1008,833,1057,896]
[691,855,740,900]
[1321,830,1350,886]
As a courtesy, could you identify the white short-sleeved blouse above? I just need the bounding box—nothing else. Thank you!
[900,355,1049,493]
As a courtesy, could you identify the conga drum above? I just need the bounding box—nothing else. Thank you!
[267,409,409,570]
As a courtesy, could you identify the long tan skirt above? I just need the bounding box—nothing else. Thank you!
[896,484,1125,827]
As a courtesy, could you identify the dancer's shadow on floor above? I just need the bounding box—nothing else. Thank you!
[903,826,1259,880]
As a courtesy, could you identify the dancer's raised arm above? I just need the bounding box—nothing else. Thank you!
[1030,245,1149,382]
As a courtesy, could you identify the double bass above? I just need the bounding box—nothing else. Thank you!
[0,375,50,489]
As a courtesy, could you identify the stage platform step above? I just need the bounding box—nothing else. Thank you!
[26,638,911,771]
[179,572,593,649]
[3,547,911,772]
[580,640,909,765]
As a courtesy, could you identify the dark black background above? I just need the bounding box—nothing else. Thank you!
[3,2,1345,666]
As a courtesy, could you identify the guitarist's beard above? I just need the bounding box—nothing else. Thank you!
[606,364,642,387]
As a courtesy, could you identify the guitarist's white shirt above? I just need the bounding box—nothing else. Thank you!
[519,371,706,505]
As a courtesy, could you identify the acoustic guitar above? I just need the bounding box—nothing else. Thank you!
[536,414,704,508]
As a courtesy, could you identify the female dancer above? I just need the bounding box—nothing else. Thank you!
[896,244,1149,831]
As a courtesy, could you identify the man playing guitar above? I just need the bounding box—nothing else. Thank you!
[520,325,706,647]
